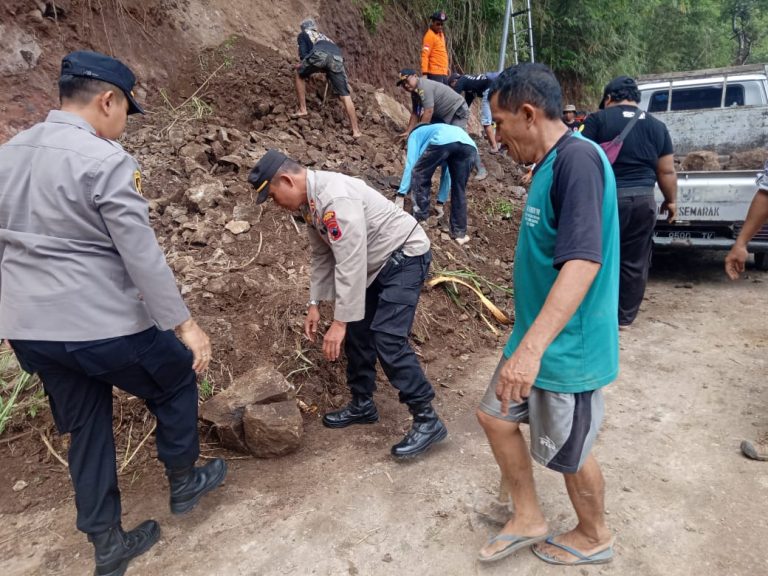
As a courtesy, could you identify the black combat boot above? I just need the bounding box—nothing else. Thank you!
[391,403,447,458]
[88,520,160,576]
[166,458,227,515]
[322,395,379,428]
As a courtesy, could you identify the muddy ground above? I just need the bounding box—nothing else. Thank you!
[1,250,765,575]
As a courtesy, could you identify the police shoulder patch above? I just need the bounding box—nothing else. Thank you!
[322,211,342,241]
[133,170,143,195]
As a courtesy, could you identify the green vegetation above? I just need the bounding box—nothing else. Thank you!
[432,267,514,297]
[361,1,385,33]
[0,349,44,436]
[486,198,515,219]
[381,1,768,102]
[199,378,214,401]
[159,88,214,134]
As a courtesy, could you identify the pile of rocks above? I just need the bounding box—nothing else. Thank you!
[679,148,768,171]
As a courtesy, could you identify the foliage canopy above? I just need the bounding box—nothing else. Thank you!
[381,0,768,104]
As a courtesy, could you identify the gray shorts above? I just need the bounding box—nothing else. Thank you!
[297,50,350,97]
[478,355,605,473]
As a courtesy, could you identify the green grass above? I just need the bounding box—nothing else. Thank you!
[199,378,214,400]
[159,90,214,121]
[0,349,44,436]
[486,198,515,219]
[433,266,514,297]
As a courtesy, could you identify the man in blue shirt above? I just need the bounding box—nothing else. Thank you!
[475,63,619,566]
[394,123,476,245]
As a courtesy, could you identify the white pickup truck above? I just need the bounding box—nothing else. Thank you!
[637,65,768,269]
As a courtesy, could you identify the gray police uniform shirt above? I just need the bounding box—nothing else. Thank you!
[0,110,190,341]
[305,170,430,323]
[415,77,466,121]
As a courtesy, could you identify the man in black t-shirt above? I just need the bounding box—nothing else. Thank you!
[293,18,361,137]
[581,75,677,328]
[451,72,500,152]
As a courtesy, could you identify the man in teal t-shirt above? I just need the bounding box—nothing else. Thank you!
[475,63,619,567]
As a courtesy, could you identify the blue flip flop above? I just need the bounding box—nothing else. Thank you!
[532,536,614,565]
[477,533,550,563]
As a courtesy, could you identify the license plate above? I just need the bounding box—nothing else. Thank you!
[653,230,719,240]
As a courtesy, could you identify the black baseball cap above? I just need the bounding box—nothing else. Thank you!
[431,11,447,21]
[61,51,144,115]
[397,68,418,86]
[248,149,288,204]
[599,75,638,109]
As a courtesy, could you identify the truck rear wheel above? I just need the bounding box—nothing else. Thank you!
[755,252,768,271]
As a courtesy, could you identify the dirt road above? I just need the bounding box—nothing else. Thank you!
[2,250,766,576]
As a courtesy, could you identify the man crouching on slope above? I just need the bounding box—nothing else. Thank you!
[248,151,447,458]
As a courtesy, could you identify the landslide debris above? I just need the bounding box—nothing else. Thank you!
[122,36,525,429]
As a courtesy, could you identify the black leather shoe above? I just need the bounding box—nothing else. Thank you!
[167,458,227,515]
[88,520,160,576]
[391,403,447,458]
[322,396,379,428]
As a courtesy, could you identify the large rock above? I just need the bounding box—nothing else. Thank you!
[199,366,295,454]
[0,23,42,75]
[179,142,210,166]
[373,91,410,130]
[185,180,225,213]
[243,401,303,457]
[728,148,768,170]
[681,150,720,172]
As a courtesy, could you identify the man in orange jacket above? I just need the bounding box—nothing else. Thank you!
[422,11,450,84]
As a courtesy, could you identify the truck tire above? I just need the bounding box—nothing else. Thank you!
[755,252,768,271]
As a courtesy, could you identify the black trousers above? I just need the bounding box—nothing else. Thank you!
[345,250,435,406]
[411,143,475,237]
[617,192,657,326]
[426,73,449,84]
[11,327,199,534]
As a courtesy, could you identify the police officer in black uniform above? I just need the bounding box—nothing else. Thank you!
[0,51,227,576]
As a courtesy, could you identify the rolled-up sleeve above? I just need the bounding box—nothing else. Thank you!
[92,153,190,330]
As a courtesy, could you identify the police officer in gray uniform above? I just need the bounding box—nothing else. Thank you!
[248,150,447,458]
[0,51,227,576]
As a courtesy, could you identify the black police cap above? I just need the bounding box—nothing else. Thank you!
[248,149,288,204]
[61,51,144,115]
[397,68,418,86]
